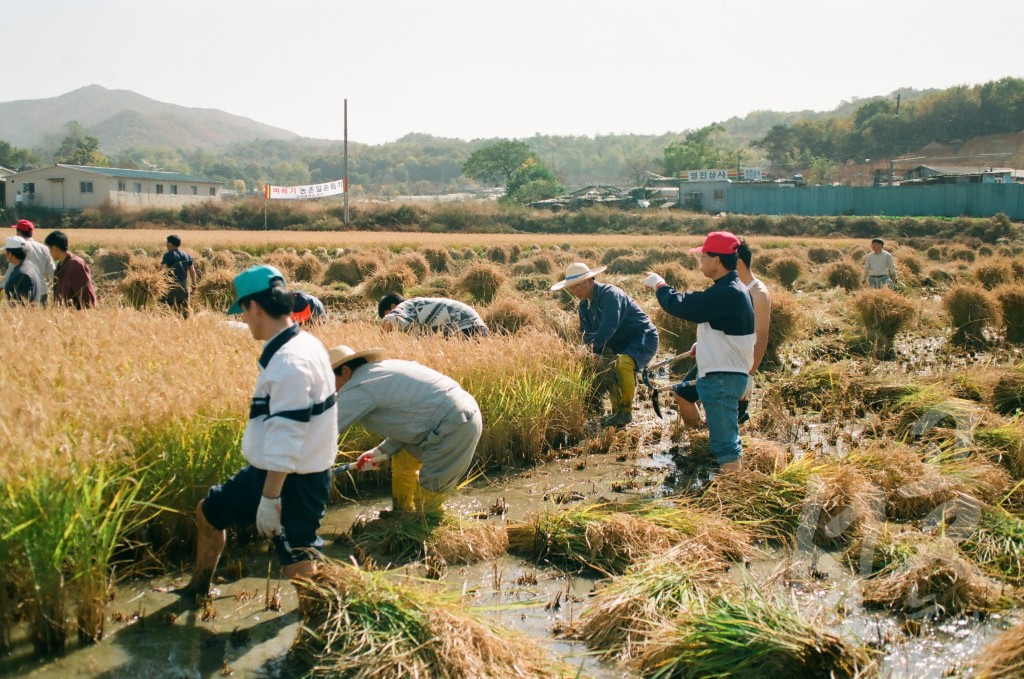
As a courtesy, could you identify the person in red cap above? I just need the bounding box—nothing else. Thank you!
[643,231,754,472]
[7,220,54,303]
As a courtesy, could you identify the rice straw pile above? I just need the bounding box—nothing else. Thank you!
[349,510,508,566]
[571,542,728,660]
[970,620,1024,678]
[960,505,1024,587]
[291,560,568,678]
[636,587,876,679]
[860,535,1017,619]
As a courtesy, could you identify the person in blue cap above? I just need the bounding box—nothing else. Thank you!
[174,265,338,599]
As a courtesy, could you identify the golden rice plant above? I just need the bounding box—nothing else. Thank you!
[482,296,543,335]
[118,266,172,309]
[262,249,303,280]
[975,257,1015,290]
[572,542,728,660]
[970,620,1024,678]
[291,560,567,679]
[636,586,876,679]
[293,251,327,282]
[364,263,418,299]
[194,267,237,311]
[960,505,1024,587]
[852,287,916,358]
[765,290,802,367]
[825,261,861,291]
[652,307,696,354]
[398,252,431,283]
[975,420,1024,478]
[995,283,1024,344]
[421,246,453,273]
[992,367,1024,416]
[323,251,382,286]
[944,284,1001,349]
[348,509,508,565]
[845,443,959,520]
[458,261,507,303]
[92,248,133,280]
[768,256,803,289]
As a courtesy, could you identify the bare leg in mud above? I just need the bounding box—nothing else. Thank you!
[172,499,225,598]
[671,393,703,428]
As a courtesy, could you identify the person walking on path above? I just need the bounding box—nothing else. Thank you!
[331,345,483,513]
[671,239,771,428]
[378,293,489,337]
[4,235,45,305]
[44,231,97,309]
[552,262,659,429]
[161,234,197,318]
[175,265,338,598]
[644,231,754,471]
[7,220,54,304]
[862,238,898,289]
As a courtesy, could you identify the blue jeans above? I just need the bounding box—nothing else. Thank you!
[868,275,891,289]
[696,372,748,465]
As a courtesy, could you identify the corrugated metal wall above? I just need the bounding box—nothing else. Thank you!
[726,183,1024,219]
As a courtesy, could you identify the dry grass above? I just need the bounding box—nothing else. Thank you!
[482,296,544,335]
[944,284,1001,349]
[324,252,381,286]
[852,287,916,357]
[364,264,418,299]
[348,510,508,566]
[765,291,802,366]
[652,307,697,354]
[292,560,566,678]
[194,267,237,311]
[118,266,172,309]
[995,284,1024,344]
[992,368,1024,417]
[458,261,507,303]
[971,620,1024,678]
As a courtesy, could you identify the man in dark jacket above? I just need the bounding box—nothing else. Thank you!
[644,231,754,471]
[4,235,45,305]
[162,234,196,318]
[552,262,658,428]
[44,230,97,309]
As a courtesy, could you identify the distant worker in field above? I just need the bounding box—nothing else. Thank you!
[161,234,197,318]
[175,265,338,599]
[330,345,483,513]
[44,230,97,309]
[644,231,754,472]
[4,235,45,305]
[377,293,489,337]
[551,262,659,429]
[862,238,898,289]
[291,290,328,325]
[670,238,771,428]
[8,219,55,304]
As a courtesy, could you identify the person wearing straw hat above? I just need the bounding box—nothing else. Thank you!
[643,231,754,472]
[330,345,483,513]
[175,265,338,598]
[551,262,659,429]
[4,235,45,305]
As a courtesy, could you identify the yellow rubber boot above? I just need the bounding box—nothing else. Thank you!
[613,354,637,414]
[391,449,422,513]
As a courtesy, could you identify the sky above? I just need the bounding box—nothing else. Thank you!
[3,0,1023,146]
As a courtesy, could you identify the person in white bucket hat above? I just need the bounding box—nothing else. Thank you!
[551,262,658,428]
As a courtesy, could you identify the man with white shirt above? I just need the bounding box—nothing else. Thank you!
[7,220,54,304]
[176,265,338,597]
[862,238,898,289]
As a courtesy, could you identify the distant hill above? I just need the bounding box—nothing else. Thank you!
[0,84,298,152]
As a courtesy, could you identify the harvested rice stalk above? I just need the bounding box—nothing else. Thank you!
[970,620,1024,679]
[846,444,959,520]
[861,536,1018,619]
[960,505,1024,587]
[636,587,876,679]
[844,526,928,578]
[799,463,885,548]
[975,421,1024,479]
[291,560,566,678]
[571,542,728,660]
[349,510,508,566]
[742,438,793,475]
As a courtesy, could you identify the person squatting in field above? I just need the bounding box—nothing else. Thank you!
[551,262,658,429]
[377,293,490,337]
[331,345,483,513]
[176,265,338,598]
[667,238,771,429]
[644,231,754,472]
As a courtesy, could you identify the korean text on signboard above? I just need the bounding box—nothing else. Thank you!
[742,167,763,181]
[265,178,346,200]
[687,169,729,182]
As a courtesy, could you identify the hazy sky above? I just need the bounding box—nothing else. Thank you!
[4,0,1022,145]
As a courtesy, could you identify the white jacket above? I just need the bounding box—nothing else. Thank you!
[242,325,338,474]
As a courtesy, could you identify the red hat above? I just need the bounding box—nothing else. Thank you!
[689,231,741,255]
[10,219,34,234]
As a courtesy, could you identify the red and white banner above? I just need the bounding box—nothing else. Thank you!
[265,178,346,200]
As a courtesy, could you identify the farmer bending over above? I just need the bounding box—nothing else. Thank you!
[331,345,482,512]
[176,265,338,597]
[644,231,754,472]
[551,262,658,429]
[378,293,489,337]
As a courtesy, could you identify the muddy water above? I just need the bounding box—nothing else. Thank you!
[3,395,1018,678]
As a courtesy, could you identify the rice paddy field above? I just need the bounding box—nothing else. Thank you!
[2,227,1024,678]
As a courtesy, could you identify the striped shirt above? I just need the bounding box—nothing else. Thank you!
[383,297,487,336]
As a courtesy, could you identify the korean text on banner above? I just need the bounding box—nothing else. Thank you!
[266,179,346,200]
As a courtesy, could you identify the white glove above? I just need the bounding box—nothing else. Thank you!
[256,495,283,538]
[354,446,388,471]
[742,374,754,401]
[689,342,698,357]
[642,272,666,289]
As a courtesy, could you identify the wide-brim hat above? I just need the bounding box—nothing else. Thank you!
[329,345,386,370]
[550,262,607,291]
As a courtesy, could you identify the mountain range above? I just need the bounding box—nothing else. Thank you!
[0,85,298,152]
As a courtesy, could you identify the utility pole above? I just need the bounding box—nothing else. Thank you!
[343,99,349,226]
[888,94,901,186]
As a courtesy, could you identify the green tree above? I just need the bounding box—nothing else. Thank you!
[501,158,564,205]
[55,121,108,167]
[0,140,37,170]
[806,156,837,185]
[462,140,532,185]
[661,123,747,176]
